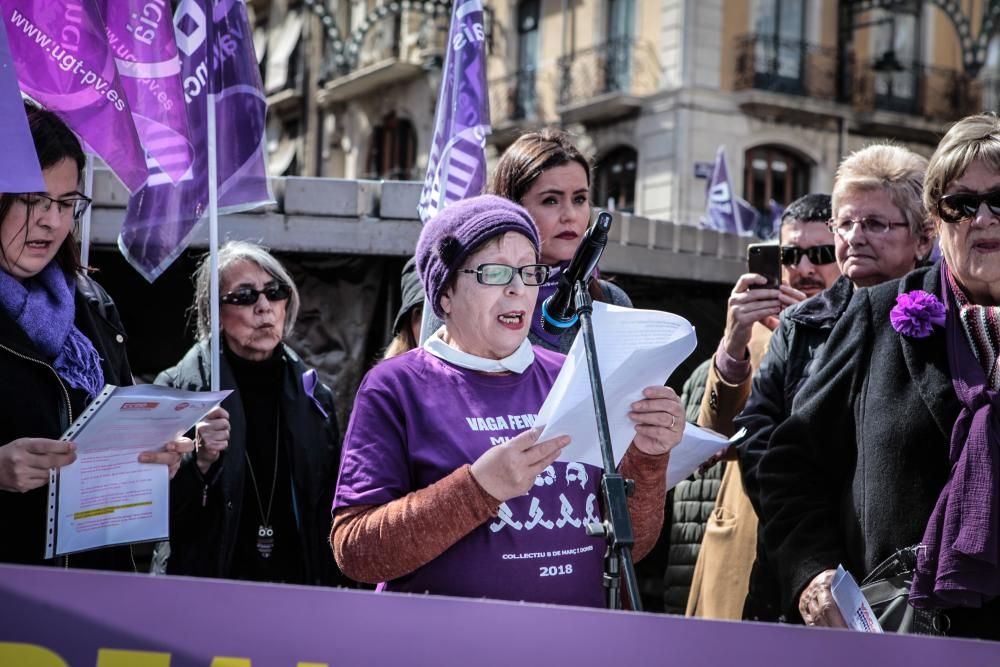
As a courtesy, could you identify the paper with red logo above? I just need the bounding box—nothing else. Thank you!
[45,384,230,558]
[831,564,884,633]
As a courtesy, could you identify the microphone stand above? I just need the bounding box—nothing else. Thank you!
[573,280,643,612]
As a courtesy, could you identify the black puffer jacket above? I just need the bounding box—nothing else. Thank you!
[661,357,720,614]
[1,274,134,569]
[155,341,346,586]
[733,275,853,620]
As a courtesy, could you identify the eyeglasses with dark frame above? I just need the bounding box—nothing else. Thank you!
[780,244,837,267]
[16,192,92,222]
[220,283,292,306]
[827,217,909,237]
[459,263,550,286]
[936,189,1000,224]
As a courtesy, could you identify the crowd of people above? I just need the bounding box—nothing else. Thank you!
[2,100,999,641]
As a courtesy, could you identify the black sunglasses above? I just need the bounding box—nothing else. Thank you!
[780,244,836,267]
[220,283,291,306]
[936,189,1000,224]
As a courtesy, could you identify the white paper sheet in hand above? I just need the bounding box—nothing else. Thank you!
[535,302,697,468]
[831,564,883,633]
[664,423,732,490]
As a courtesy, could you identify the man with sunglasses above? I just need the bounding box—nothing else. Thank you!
[735,144,932,623]
[685,194,836,619]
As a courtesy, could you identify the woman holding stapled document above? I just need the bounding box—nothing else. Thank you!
[0,102,192,569]
[332,195,682,606]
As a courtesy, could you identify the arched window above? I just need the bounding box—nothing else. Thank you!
[593,146,637,213]
[366,113,417,180]
[743,145,809,213]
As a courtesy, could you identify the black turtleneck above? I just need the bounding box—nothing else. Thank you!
[224,341,305,584]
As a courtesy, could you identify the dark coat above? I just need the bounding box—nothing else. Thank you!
[0,274,133,569]
[734,275,853,621]
[758,263,1000,638]
[156,341,346,586]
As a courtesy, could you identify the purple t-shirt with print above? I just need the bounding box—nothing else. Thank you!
[334,347,605,607]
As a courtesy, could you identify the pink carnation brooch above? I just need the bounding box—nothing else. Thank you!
[889,290,946,338]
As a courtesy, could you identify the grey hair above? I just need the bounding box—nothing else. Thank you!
[192,240,300,341]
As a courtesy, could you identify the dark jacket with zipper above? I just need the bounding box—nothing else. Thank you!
[0,274,134,569]
[733,276,853,620]
[155,341,346,586]
[758,264,1000,639]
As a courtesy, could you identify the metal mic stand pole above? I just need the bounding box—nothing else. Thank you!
[573,280,642,611]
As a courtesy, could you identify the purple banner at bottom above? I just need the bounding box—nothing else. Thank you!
[0,564,998,666]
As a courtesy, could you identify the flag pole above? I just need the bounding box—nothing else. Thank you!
[80,152,94,267]
[206,1,220,392]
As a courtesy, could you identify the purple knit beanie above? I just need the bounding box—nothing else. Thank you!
[416,194,540,319]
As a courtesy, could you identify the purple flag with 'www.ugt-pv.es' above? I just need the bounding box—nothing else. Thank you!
[2,0,149,192]
[417,0,491,223]
[119,0,273,282]
[98,0,194,185]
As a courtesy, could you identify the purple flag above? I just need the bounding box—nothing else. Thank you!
[417,0,490,223]
[2,0,149,192]
[98,0,194,185]
[0,16,43,192]
[701,146,757,237]
[768,198,785,237]
[701,146,739,234]
[118,0,273,281]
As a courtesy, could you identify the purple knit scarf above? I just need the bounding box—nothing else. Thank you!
[910,262,1000,608]
[0,263,104,400]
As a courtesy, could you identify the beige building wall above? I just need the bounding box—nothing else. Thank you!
[261,0,998,230]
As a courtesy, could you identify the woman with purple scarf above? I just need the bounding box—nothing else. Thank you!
[489,129,632,353]
[0,102,192,569]
[332,195,680,606]
[759,114,1000,639]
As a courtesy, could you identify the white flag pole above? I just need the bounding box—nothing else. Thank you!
[80,152,94,267]
[207,3,220,392]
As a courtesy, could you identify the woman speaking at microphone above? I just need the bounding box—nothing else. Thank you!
[490,129,633,353]
[332,195,681,606]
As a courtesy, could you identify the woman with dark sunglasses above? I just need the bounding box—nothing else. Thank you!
[758,115,1000,639]
[153,240,347,588]
[0,102,193,569]
[332,195,680,605]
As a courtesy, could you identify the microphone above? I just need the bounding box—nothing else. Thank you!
[541,211,613,335]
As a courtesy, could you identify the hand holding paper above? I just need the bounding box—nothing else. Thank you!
[535,303,698,468]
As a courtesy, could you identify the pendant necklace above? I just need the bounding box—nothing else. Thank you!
[245,413,280,559]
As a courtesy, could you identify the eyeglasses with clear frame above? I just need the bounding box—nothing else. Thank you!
[827,217,909,237]
[459,263,550,286]
[16,192,93,223]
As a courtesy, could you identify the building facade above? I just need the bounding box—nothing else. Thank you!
[253,0,1000,227]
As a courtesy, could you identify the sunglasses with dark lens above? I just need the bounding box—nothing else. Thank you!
[459,263,550,286]
[220,284,291,306]
[936,189,1000,224]
[780,244,837,267]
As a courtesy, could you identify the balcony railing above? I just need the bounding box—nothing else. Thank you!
[853,60,981,122]
[734,33,983,124]
[489,68,541,124]
[733,34,838,101]
[557,38,659,108]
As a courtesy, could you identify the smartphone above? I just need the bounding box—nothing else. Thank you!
[747,243,781,289]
